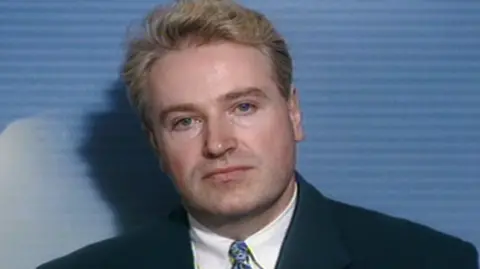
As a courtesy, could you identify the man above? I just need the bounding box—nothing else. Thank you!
[38,0,478,268]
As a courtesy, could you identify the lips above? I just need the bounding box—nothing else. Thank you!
[203,166,252,180]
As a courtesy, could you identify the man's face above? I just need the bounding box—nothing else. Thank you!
[147,42,303,219]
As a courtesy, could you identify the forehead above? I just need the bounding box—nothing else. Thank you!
[148,42,277,107]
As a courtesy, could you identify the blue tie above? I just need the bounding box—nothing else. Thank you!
[228,241,253,269]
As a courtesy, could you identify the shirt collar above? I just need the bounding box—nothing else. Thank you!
[189,182,298,268]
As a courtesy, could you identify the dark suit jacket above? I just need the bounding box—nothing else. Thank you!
[38,175,479,269]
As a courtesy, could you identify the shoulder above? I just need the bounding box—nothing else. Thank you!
[37,235,125,269]
[36,219,175,269]
[327,198,479,268]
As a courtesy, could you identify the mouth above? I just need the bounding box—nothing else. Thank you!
[203,166,253,181]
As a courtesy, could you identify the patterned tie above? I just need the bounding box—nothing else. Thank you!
[228,241,253,269]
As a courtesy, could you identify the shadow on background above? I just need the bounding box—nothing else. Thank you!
[80,79,179,233]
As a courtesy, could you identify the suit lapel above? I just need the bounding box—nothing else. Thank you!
[130,205,194,269]
[163,205,196,269]
[136,173,351,269]
[275,173,351,269]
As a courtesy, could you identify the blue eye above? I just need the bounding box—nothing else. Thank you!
[236,102,256,113]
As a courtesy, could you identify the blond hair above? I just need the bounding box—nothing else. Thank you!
[122,0,293,129]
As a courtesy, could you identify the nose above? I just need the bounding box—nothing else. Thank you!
[203,116,238,158]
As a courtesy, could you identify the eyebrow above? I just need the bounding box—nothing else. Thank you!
[158,103,198,124]
[158,87,269,123]
[221,87,269,102]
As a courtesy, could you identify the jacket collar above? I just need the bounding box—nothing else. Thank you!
[275,172,351,269]
[160,171,351,269]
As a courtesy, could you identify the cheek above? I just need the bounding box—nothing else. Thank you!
[158,134,199,181]
[237,112,292,154]
[161,147,197,194]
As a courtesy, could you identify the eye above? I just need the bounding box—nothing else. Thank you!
[172,117,198,130]
[235,102,257,114]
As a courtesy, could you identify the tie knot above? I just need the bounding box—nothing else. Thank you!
[229,240,250,264]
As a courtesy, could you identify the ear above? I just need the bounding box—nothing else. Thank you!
[148,130,158,151]
[147,129,170,172]
[287,85,304,142]
[142,122,158,151]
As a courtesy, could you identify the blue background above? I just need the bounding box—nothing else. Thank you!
[0,1,479,268]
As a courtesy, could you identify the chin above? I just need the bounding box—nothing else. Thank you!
[211,200,261,219]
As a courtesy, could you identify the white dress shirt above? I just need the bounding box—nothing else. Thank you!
[188,183,298,269]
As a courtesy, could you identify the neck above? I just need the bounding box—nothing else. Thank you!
[187,178,297,240]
